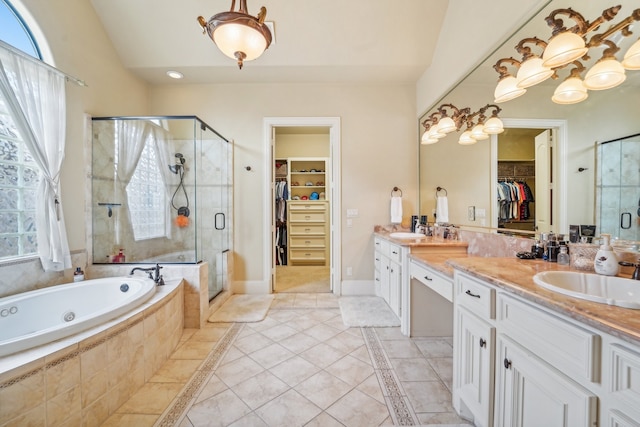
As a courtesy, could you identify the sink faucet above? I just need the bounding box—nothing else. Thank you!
[619,261,640,280]
[130,263,165,285]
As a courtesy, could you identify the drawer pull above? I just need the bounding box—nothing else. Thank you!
[390,268,394,273]
[424,275,433,281]
[479,338,486,348]
[305,228,311,232]
[305,240,311,244]
[503,358,512,369]
[465,289,481,298]
[305,253,311,256]
[305,215,311,220]
[392,250,398,255]
[375,257,380,261]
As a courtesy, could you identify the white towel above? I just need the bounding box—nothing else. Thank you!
[436,196,449,224]
[390,196,403,224]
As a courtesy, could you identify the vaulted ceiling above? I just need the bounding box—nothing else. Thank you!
[90,0,449,85]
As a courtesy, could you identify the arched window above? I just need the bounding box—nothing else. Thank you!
[0,0,41,59]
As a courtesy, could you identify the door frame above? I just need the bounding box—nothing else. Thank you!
[263,117,342,294]
[490,118,568,233]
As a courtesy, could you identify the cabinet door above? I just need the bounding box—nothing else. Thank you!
[454,306,495,427]
[388,261,401,317]
[380,256,390,304]
[495,335,597,427]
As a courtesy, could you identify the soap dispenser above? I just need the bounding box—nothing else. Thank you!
[594,233,619,276]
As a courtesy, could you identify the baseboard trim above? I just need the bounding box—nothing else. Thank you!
[340,280,375,296]
[232,280,271,294]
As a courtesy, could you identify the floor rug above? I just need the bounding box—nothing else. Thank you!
[339,296,401,327]
[208,294,274,323]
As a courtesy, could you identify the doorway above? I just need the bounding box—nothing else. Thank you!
[490,118,568,234]
[263,118,342,295]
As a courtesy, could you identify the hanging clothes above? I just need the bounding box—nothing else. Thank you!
[497,180,534,221]
[275,179,288,265]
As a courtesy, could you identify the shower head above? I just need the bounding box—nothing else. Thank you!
[175,153,185,164]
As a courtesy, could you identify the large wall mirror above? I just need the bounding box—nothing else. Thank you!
[419,0,640,239]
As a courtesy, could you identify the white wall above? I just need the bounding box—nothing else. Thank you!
[149,83,418,283]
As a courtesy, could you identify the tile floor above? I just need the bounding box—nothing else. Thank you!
[102,294,472,426]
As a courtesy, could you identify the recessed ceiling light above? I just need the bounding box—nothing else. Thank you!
[166,70,184,79]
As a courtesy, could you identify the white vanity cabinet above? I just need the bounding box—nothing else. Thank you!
[453,270,602,427]
[452,272,496,427]
[374,237,403,318]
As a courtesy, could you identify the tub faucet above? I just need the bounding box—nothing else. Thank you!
[130,264,165,286]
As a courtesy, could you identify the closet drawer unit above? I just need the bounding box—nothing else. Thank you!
[289,224,326,235]
[289,202,327,211]
[289,249,326,262]
[289,236,325,248]
[289,211,326,222]
[455,272,495,319]
[497,293,600,383]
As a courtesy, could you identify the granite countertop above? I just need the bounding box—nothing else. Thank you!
[445,257,640,346]
[374,230,469,249]
[408,253,469,278]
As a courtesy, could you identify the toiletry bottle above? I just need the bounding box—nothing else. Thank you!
[73,267,85,282]
[594,233,619,276]
[547,240,559,262]
[116,249,125,263]
[557,245,570,265]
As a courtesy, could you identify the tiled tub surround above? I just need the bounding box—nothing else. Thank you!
[0,279,184,427]
[89,263,223,329]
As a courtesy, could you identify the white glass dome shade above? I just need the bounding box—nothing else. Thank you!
[552,76,588,104]
[542,32,588,68]
[622,38,640,70]
[516,56,554,88]
[483,116,504,134]
[494,75,526,103]
[471,123,489,141]
[583,58,626,90]
[458,130,477,145]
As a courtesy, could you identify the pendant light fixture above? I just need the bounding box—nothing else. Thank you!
[420,104,503,146]
[198,0,272,69]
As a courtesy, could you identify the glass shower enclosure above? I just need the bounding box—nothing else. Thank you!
[91,116,232,301]
[596,132,640,242]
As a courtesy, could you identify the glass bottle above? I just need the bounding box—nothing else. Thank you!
[557,245,570,265]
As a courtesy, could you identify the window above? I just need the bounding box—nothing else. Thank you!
[126,134,167,240]
[0,0,42,260]
[0,0,41,59]
[0,97,39,259]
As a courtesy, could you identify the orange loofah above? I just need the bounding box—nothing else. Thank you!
[175,214,190,227]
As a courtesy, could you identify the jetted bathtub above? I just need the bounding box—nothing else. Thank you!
[0,276,156,356]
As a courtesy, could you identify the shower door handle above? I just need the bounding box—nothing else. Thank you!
[621,212,632,229]
[215,213,225,230]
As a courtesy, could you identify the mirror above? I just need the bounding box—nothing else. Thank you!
[419,0,640,236]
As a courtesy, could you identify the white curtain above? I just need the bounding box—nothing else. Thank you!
[114,120,149,245]
[150,123,176,239]
[0,49,71,271]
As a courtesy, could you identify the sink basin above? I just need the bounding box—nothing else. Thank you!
[533,271,640,309]
[389,232,426,239]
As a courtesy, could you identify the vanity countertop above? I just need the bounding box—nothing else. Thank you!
[408,253,469,278]
[444,257,640,346]
[374,230,469,249]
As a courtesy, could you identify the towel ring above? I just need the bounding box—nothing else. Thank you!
[436,186,447,196]
[391,186,402,197]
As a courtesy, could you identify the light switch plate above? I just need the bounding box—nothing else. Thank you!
[468,206,475,221]
[346,209,359,218]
